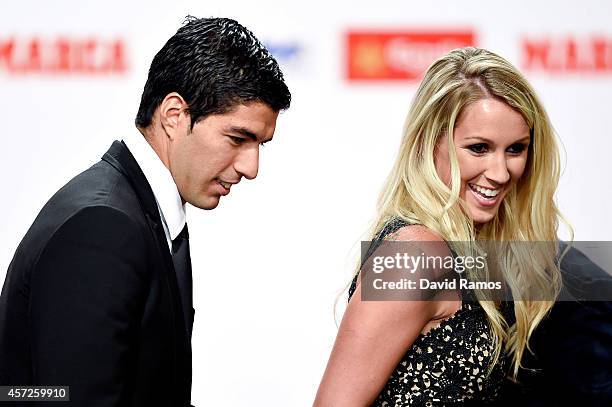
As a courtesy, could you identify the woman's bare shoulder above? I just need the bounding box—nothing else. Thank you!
[385,224,445,243]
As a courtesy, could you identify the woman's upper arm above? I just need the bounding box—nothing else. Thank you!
[314,284,438,406]
[314,225,448,407]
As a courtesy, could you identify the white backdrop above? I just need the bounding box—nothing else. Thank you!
[1,0,611,405]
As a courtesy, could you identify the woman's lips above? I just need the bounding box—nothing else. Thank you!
[468,183,501,207]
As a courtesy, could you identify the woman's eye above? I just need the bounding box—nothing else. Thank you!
[468,143,488,154]
[507,143,527,154]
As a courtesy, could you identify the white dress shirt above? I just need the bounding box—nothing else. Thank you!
[122,131,186,252]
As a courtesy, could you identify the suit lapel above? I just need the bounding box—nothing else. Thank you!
[101,141,190,349]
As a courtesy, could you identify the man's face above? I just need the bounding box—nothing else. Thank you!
[167,101,279,209]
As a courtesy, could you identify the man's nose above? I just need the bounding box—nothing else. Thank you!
[485,153,511,185]
[234,146,259,180]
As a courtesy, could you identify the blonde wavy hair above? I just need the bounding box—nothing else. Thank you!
[367,47,568,379]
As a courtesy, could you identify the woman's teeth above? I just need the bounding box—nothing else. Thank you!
[469,184,500,198]
[219,181,231,189]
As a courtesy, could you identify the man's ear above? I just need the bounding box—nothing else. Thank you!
[159,92,191,140]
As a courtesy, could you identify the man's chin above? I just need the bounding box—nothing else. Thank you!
[189,196,221,210]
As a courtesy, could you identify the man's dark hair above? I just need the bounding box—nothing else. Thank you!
[135,16,291,129]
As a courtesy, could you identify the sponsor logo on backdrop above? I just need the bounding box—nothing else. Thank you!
[265,41,305,75]
[266,42,301,63]
[522,36,612,73]
[346,30,475,81]
[0,36,128,75]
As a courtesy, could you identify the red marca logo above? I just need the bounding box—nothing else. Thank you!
[522,36,612,73]
[346,31,474,81]
[0,36,128,75]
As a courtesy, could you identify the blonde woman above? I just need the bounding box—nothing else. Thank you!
[314,47,565,406]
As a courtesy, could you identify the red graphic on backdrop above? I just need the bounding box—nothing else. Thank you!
[0,37,128,75]
[522,36,612,73]
[346,30,475,81]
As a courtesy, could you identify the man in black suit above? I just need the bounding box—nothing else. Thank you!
[0,17,290,406]
[501,244,612,406]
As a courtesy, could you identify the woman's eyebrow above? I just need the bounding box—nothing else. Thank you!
[463,136,531,144]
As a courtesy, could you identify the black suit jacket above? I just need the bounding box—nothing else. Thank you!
[0,141,193,406]
[500,244,612,406]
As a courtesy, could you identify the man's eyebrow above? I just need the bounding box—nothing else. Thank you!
[227,126,258,141]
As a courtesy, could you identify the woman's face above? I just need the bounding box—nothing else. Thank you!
[434,98,531,225]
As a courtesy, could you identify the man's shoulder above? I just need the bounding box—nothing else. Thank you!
[17,159,148,260]
[46,158,146,222]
